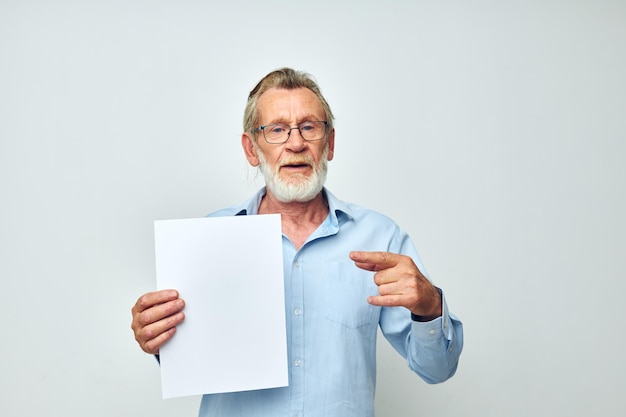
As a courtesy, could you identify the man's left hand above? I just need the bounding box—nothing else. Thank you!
[350,251,442,320]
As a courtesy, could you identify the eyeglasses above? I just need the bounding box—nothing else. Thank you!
[256,121,328,144]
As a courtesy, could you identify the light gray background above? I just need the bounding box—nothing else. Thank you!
[1,1,624,416]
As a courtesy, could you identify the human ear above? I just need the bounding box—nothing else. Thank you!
[241,133,260,167]
[326,128,335,161]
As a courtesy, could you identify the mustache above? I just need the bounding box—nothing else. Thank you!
[278,155,315,167]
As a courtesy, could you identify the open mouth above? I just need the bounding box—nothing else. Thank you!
[281,161,311,170]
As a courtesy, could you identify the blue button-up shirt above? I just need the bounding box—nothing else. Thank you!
[198,188,463,417]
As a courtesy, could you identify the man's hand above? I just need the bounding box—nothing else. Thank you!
[350,251,442,320]
[131,289,185,355]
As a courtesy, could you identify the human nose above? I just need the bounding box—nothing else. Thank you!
[285,126,306,149]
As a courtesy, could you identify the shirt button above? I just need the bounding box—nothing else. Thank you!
[294,359,302,367]
[294,261,300,267]
[429,329,437,335]
[294,308,302,315]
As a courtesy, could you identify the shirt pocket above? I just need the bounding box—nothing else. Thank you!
[323,261,378,330]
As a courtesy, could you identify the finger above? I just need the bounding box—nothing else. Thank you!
[132,289,180,314]
[136,310,185,354]
[374,279,405,295]
[143,328,176,355]
[371,269,396,286]
[134,298,185,328]
[367,294,405,307]
[349,251,401,271]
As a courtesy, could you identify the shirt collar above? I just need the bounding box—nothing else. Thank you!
[325,188,354,225]
[231,187,355,224]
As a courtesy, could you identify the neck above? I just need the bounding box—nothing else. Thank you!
[259,189,328,220]
[259,189,329,249]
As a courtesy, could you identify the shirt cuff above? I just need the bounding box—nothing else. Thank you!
[410,289,454,341]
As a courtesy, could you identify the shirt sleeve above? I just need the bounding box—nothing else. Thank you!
[379,227,464,384]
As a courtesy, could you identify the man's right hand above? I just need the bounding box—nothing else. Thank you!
[131,289,185,355]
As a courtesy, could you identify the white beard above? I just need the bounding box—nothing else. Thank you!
[254,143,329,203]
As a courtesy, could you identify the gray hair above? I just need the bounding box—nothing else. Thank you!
[243,67,335,138]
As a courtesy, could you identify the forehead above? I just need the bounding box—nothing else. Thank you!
[257,87,325,123]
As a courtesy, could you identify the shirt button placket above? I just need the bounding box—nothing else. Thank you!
[291,255,305,416]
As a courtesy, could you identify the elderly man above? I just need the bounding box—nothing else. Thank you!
[131,67,463,417]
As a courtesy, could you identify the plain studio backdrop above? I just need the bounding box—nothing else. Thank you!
[1,1,624,416]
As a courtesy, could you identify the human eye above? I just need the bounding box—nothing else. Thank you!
[299,121,316,132]
[268,124,288,134]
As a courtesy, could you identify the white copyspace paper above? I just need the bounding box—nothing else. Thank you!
[154,214,287,399]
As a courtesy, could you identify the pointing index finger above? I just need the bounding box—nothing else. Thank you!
[350,251,400,271]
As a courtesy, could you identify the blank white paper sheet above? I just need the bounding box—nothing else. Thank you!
[154,214,288,399]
